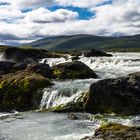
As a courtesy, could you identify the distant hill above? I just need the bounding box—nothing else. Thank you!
[25,34,140,51]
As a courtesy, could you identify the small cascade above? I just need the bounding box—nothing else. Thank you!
[39,54,72,67]
[40,79,95,110]
[0,53,6,61]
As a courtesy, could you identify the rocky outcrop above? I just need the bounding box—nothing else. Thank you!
[84,49,112,57]
[84,73,140,115]
[2,47,63,63]
[0,71,53,112]
[52,61,97,79]
[82,123,140,140]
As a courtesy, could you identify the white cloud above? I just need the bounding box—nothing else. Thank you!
[0,5,24,22]
[24,8,78,23]
[55,0,111,8]
[0,0,111,9]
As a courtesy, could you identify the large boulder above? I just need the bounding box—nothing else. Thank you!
[0,71,53,112]
[52,61,97,79]
[84,73,140,115]
[84,49,112,57]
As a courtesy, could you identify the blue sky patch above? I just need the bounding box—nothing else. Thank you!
[49,6,95,20]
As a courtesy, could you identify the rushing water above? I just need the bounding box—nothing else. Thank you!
[0,112,100,140]
[1,53,140,140]
[40,53,140,111]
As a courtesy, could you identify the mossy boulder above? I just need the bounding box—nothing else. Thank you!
[84,73,140,115]
[94,123,140,140]
[52,61,97,79]
[0,71,53,112]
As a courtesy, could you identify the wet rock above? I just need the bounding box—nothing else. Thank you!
[13,62,28,71]
[71,56,80,61]
[0,71,53,112]
[84,49,112,57]
[52,61,97,79]
[25,63,53,78]
[84,73,140,115]
[0,61,15,74]
[94,123,140,140]
[67,113,78,120]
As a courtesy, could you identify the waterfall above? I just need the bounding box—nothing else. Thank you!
[40,79,95,111]
[0,53,6,61]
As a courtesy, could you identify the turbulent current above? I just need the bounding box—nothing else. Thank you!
[1,53,140,140]
[40,53,140,111]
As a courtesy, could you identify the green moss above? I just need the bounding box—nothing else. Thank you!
[99,123,131,132]
[0,72,53,111]
[53,69,62,78]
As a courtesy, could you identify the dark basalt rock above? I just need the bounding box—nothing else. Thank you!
[0,61,15,74]
[84,49,112,57]
[0,71,53,112]
[25,63,53,78]
[52,61,97,79]
[84,72,140,115]
[71,56,80,61]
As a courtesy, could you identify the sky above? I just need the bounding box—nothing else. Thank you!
[0,0,140,45]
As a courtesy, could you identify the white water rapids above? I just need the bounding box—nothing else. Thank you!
[1,52,140,140]
[40,53,140,111]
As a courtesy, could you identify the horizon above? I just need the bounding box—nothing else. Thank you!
[0,0,140,46]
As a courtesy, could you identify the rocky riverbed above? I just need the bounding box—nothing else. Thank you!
[0,47,140,140]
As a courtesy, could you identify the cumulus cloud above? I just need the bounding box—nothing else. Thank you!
[24,8,78,23]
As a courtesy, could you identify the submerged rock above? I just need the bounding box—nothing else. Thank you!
[84,73,140,115]
[52,61,97,79]
[67,113,78,120]
[0,71,53,112]
[84,49,112,57]
[94,123,140,140]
